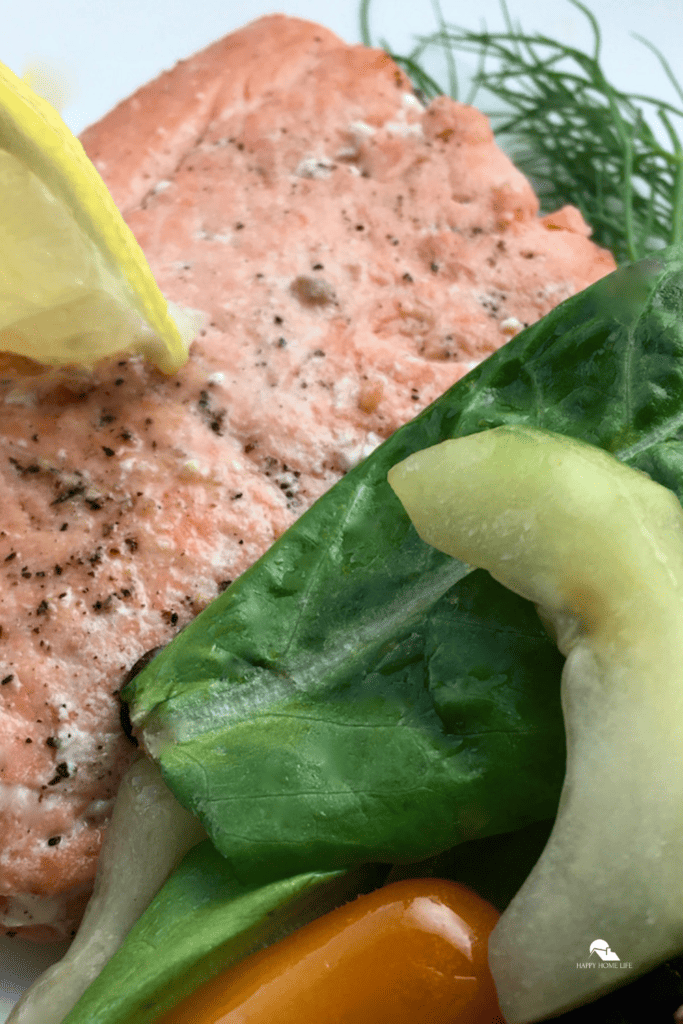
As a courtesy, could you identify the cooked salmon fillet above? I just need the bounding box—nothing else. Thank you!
[0,14,616,941]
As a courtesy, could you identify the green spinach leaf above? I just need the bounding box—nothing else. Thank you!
[123,246,683,883]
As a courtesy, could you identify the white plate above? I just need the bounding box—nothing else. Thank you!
[1,934,70,1022]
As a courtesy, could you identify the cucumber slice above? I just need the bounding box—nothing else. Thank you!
[389,423,683,1021]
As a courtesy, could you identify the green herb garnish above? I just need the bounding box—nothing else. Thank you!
[360,0,683,265]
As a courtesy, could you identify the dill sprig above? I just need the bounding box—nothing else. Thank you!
[359,0,683,265]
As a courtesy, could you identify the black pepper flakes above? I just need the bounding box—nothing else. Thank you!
[47,836,61,846]
[196,391,225,436]
[52,484,86,506]
[1,674,14,685]
[9,457,41,477]
[36,600,49,615]
[102,446,115,457]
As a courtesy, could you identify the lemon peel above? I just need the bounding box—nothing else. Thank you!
[0,59,191,374]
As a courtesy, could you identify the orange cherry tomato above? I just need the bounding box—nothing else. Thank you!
[155,878,504,1024]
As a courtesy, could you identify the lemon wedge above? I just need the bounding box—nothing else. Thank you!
[0,59,191,373]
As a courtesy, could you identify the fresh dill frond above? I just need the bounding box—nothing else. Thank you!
[359,0,683,264]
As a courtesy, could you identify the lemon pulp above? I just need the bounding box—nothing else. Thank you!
[0,59,192,373]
